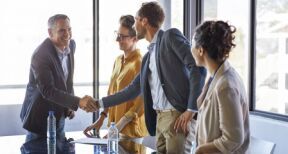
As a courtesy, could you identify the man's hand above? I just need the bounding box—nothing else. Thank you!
[79,95,99,112]
[66,109,75,120]
[174,110,194,134]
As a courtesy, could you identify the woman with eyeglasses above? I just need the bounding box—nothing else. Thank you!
[191,20,250,154]
[84,15,148,140]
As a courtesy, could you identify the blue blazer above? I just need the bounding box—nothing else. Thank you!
[20,38,80,135]
[102,29,206,136]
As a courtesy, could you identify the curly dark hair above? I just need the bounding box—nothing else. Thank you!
[194,20,236,62]
[119,15,136,37]
[137,1,165,28]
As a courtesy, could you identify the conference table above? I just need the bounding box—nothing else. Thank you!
[1,131,156,154]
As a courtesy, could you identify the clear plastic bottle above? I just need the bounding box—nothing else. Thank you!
[108,122,118,154]
[47,111,56,154]
[191,140,197,154]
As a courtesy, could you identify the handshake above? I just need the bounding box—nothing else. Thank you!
[79,95,100,112]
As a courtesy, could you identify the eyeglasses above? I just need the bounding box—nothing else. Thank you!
[114,31,131,41]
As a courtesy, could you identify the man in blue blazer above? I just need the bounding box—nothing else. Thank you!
[95,2,206,153]
[20,14,98,142]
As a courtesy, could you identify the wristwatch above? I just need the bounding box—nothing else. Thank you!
[100,111,107,118]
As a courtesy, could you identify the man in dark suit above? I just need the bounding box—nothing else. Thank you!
[95,2,206,153]
[20,14,98,142]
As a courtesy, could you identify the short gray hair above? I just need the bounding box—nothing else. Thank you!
[48,14,70,29]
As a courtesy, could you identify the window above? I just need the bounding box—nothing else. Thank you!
[0,0,93,135]
[255,0,288,116]
[203,0,249,91]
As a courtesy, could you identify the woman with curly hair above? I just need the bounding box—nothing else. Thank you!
[191,21,250,154]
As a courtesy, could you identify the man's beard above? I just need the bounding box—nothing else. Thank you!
[136,28,146,40]
[137,33,145,40]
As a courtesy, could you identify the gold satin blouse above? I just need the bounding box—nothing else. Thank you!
[107,49,148,137]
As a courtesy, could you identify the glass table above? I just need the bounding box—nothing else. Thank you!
[21,137,156,154]
[0,131,156,154]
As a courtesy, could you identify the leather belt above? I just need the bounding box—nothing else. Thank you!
[155,109,177,114]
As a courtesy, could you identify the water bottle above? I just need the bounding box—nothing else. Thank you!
[47,111,56,154]
[191,141,196,154]
[108,122,118,154]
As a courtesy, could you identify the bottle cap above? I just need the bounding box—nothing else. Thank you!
[110,122,115,126]
[49,111,54,116]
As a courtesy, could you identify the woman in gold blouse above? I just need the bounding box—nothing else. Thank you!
[84,15,148,139]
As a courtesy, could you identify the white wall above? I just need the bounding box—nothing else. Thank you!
[250,115,288,154]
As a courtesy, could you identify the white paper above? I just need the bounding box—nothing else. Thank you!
[71,137,108,145]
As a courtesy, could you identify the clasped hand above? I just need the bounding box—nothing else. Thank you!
[79,95,99,112]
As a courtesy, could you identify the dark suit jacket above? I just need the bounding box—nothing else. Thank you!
[102,29,206,136]
[20,38,80,135]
